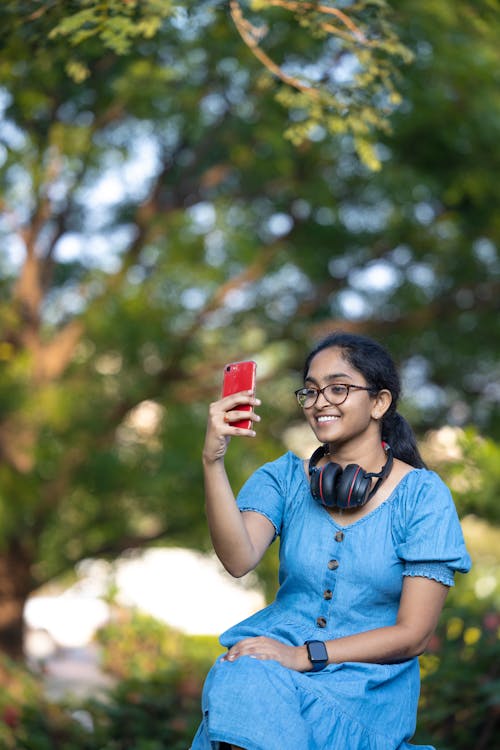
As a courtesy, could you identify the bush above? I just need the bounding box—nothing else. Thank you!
[0,612,221,749]
[84,672,201,750]
[415,604,500,750]
[0,653,92,750]
[2,605,497,749]
[86,610,223,749]
[96,610,222,680]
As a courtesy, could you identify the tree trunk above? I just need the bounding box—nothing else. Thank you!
[0,542,34,659]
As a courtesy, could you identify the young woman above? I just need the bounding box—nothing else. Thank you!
[190,331,471,750]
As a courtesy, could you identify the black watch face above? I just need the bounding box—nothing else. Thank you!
[308,641,327,662]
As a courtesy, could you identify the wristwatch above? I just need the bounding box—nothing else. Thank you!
[305,640,328,672]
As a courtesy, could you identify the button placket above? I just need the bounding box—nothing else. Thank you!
[316,530,345,630]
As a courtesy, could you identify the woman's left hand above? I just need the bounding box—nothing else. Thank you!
[222,636,310,672]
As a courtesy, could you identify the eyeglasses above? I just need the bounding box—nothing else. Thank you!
[294,383,377,409]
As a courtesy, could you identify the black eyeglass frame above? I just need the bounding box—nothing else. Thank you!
[294,383,377,409]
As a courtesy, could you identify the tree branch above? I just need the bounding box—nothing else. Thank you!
[265,0,368,42]
[229,0,319,98]
[229,0,376,101]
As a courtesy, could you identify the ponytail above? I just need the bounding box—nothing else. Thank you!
[382,411,427,469]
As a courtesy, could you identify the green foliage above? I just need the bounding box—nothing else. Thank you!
[234,0,414,166]
[90,612,222,748]
[2,0,414,168]
[96,610,222,680]
[87,673,202,750]
[0,614,220,750]
[2,621,185,748]
[416,603,500,749]
[1,603,497,749]
[425,427,500,524]
[415,512,500,747]
[0,0,499,665]
[48,0,176,81]
[0,654,89,750]
[49,0,176,55]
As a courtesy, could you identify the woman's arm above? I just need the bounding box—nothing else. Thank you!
[322,576,449,664]
[202,391,275,577]
[223,576,449,669]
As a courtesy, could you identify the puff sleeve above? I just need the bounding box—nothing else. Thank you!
[392,470,472,587]
[235,453,293,540]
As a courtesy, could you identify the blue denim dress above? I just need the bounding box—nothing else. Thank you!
[191,452,471,750]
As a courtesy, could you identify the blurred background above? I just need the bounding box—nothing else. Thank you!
[0,1,498,748]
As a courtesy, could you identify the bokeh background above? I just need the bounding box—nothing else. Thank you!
[0,2,498,748]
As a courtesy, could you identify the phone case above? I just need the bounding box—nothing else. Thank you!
[222,360,257,429]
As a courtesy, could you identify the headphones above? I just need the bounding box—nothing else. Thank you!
[309,443,393,510]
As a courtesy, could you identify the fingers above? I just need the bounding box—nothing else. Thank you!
[222,635,304,672]
[223,637,277,662]
[203,393,261,463]
[210,391,261,434]
[223,638,258,662]
[220,390,260,412]
[223,407,261,430]
[222,638,304,671]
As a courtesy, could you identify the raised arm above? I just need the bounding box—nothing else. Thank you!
[202,390,275,578]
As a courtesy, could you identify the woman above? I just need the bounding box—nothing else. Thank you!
[190,331,471,750]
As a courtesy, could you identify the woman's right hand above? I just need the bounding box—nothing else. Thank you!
[202,390,261,464]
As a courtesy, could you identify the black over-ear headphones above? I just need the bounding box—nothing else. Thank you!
[309,443,393,510]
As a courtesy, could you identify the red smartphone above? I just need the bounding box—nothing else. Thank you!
[222,360,257,429]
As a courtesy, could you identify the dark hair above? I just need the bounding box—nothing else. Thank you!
[303,331,427,469]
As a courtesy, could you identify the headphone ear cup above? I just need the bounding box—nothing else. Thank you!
[336,464,371,509]
[312,462,342,508]
[309,468,321,501]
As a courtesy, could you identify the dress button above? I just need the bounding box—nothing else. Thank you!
[323,589,333,600]
[316,616,327,628]
[327,559,339,570]
[334,531,345,542]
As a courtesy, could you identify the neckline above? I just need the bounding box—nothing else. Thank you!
[294,451,420,530]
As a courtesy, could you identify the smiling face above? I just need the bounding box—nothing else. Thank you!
[303,346,390,451]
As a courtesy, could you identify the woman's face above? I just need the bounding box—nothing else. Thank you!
[303,346,381,447]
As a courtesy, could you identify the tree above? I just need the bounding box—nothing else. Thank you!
[0,0,411,657]
[21,0,412,168]
[0,0,499,658]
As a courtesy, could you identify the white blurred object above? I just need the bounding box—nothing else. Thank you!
[24,547,265,648]
[114,547,265,635]
[24,593,110,648]
[24,627,57,659]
